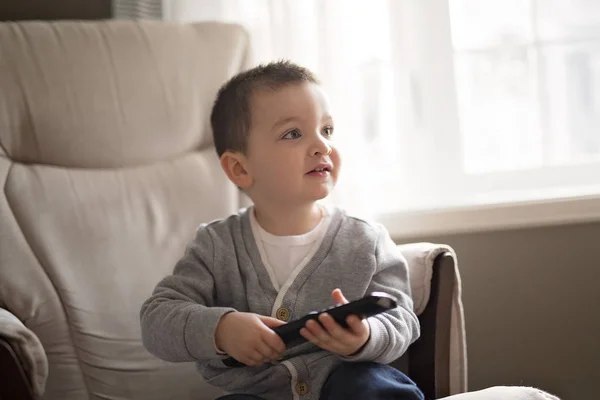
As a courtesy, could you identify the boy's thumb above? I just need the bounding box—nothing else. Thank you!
[258,315,287,328]
[332,288,348,306]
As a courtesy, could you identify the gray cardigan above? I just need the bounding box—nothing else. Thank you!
[140,207,420,400]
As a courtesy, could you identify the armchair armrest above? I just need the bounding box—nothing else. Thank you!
[394,243,468,400]
[0,336,35,400]
[409,251,455,399]
[0,308,47,400]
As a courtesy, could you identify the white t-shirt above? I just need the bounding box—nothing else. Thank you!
[249,205,332,291]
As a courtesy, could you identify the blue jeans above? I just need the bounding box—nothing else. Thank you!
[216,362,424,400]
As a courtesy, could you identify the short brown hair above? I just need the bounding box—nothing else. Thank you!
[210,60,319,157]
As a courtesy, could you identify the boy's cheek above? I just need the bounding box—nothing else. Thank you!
[331,151,342,175]
[331,147,342,164]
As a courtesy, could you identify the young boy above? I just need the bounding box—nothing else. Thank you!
[140,61,423,400]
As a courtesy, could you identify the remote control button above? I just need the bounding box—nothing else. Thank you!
[295,382,309,395]
[276,307,290,321]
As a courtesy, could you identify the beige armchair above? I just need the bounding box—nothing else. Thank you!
[0,20,557,400]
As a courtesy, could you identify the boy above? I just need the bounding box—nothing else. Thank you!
[140,61,423,400]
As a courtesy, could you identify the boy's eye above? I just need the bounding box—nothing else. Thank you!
[322,126,334,137]
[282,129,302,140]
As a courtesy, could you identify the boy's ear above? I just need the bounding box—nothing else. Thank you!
[220,151,253,189]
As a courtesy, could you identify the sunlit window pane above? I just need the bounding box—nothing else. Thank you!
[536,0,600,41]
[450,0,600,174]
[449,0,533,50]
[454,48,542,174]
[542,42,600,163]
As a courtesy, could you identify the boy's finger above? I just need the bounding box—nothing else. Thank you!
[305,320,336,345]
[301,326,353,355]
[257,341,278,360]
[331,288,348,306]
[305,319,327,338]
[258,315,287,328]
[319,313,352,341]
[244,358,258,367]
[300,327,316,343]
[262,329,286,353]
[347,315,367,334]
[300,327,332,350]
[247,350,265,365]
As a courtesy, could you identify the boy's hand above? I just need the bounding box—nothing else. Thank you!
[300,289,370,356]
[215,312,286,366]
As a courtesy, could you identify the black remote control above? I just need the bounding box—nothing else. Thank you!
[222,292,397,368]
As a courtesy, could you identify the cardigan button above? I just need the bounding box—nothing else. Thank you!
[276,307,290,321]
[295,382,309,395]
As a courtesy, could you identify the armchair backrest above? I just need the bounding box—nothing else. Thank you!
[0,20,250,399]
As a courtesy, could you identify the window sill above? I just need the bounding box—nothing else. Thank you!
[376,190,600,240]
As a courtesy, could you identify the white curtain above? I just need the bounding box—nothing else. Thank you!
[117,1,600,219]
[114,0,162,19]
[163,0,420,218]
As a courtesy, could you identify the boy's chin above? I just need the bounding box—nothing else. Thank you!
[306,187,334,202]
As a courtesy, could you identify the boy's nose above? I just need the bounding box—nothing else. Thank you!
[311,136,332,156]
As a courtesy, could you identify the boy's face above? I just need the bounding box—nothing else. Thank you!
[243,82,341,207]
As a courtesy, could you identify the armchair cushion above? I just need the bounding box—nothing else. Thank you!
[0,20,251,168]
[0,308,47,396]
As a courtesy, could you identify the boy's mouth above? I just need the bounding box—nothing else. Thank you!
[306,163,333,176]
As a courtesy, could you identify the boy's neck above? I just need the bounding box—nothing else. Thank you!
[253,202,323,236]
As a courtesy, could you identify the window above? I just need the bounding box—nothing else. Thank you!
[374,0,600,217]
[451,0,600,175]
